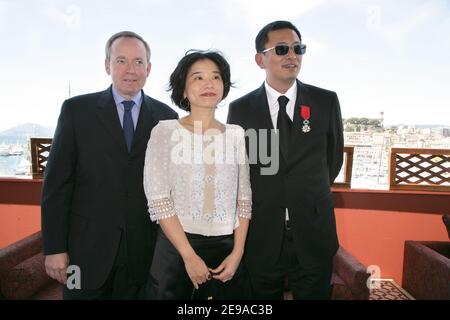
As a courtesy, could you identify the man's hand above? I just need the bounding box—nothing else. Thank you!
[45,253,69,284]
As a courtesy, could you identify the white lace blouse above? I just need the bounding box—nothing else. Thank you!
[143,119,252,236]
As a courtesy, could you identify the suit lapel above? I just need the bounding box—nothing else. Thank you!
[96,86,129,153]
[130,94,158,157]
[292,80,306,132]
[250,84,278,166]
[96,87,159,156]
[288,80,314,165]
[292,80,313,138]
[252,84,274,131]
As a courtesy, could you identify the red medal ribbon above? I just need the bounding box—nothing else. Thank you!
[300,105,310,120]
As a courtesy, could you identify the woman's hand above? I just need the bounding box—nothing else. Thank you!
[210,251,242,283]
[183,254,211,289]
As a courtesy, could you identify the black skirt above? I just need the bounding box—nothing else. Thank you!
[146,227,251,300]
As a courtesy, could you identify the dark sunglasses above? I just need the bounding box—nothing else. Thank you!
[261,44,306,56]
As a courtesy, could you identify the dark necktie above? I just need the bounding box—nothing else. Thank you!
[122,100,135,152]
[277,95,291,160]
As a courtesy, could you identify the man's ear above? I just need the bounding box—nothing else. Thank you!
[105,59,111,75]
[146,62,152,77]
[255,53,265,69]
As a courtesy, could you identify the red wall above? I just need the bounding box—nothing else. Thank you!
[0,204,41,248]
[1,181,449,287]
[336,209,448,284]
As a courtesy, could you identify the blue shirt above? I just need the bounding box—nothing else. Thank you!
[112,86,142,130]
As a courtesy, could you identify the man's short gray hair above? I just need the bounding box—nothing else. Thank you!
[105,31,151,63]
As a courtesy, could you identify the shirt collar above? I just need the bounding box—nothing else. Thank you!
[111,86,142,108]
[264,80,297,111]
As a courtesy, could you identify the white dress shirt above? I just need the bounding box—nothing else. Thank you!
[264,81,298,221]
[264,80,297,128]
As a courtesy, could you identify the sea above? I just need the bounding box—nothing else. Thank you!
[0,155,26,177]
[0,137,31,177]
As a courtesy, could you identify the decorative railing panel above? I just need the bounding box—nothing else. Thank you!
[389,148,450,192]
[30,138,52,179]
[333,146,354,189]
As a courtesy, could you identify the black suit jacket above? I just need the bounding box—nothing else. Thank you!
[41,86,178,289]
[227,80,343,269]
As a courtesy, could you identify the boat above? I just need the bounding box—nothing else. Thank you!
[0,144,10,156]
[9,144,24,156]
[14,158,31,175]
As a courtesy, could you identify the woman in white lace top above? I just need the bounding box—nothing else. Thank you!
[143,50,252,299]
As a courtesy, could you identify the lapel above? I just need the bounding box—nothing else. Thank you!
[288,80,314,165]
[96,86,129,154]
[251,84,274,131]
[291,80,313,136]
[96,86,158,156]
[130,94,158,157]
[249,84,277,166]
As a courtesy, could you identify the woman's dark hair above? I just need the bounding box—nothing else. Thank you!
[169,50,231,112]
[255,20,302,53]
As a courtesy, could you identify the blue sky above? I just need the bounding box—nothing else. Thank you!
[0,0,449,131]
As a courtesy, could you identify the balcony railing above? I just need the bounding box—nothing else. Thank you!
[12,138,450,194]
[30,138,52,179]
[28,139,356,189]
[333,146,354,189]
[389,148,450,192]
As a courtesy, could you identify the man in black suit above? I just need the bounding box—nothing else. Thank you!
[41,31,178,299]
[227,21,343,299]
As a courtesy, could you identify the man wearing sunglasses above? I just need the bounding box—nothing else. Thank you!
[228,21,344,299]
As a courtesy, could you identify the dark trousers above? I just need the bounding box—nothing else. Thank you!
[63,232,144,300]
[146,228,251,300]
[248,221,333,300]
